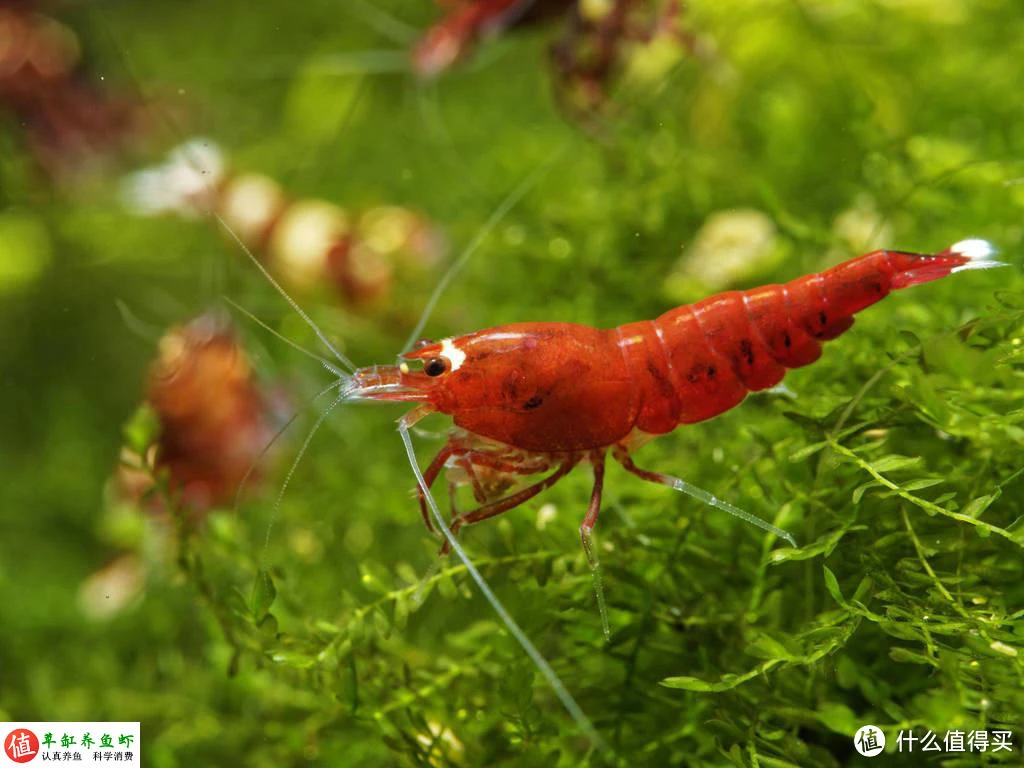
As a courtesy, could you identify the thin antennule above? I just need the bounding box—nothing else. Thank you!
[222,296,348,379]
[213,211,359,374]
[233,376,348,518]
[399,143,567,355]
[397,420,607,753]
[123,133,361,374]
[256,385,349,579]
[344,0,419,45]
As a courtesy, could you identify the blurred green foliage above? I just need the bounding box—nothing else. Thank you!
[2,0,1023,765]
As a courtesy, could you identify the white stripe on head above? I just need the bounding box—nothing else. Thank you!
[440,337,466,371]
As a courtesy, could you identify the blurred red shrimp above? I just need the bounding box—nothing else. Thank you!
[88,313,281,620]
[412,0,574,77]
[121,140,447,307]
[412,0,698,113]
[116,312,278,518]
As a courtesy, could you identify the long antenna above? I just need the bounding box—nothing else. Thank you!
[96,13,360,375]
[256,385,349,580]
[400,143,566,355]
[398,420,607,753]
[214,211,359,374]
[223,296,348,378]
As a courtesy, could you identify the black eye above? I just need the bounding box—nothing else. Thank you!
[424,357,447,377]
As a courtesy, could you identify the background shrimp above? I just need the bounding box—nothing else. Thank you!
[412,0,702,116]
[82,312,283,621]
[122,140,448,309]
[117,311,281,516]
[3,0,1024,765]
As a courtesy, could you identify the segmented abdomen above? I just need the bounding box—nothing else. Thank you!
[621,247,976,432]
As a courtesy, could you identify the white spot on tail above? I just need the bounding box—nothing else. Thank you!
[950,238,1005,274]
[440,338,466,371]
[951,238,995,261]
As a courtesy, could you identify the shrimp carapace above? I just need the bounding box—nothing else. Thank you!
[348,239,1000,550]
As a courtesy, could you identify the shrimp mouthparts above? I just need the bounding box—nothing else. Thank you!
[343,365,429,403]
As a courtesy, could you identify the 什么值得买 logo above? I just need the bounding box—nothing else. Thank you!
[5,728,40,763]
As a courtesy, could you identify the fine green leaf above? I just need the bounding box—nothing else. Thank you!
[251,570,276,621]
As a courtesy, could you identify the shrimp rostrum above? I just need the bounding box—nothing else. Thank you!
[347,240,1000,558]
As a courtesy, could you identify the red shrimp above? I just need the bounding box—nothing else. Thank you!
[117,313,277,518]
[412,0,697,115]
[345,239,1001,557]
[412,0,575,78]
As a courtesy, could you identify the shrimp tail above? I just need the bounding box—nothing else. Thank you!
[644,240,1002,427]
[890,239,1004,286]
[783,239,1002,339]
[747,238,1003,371]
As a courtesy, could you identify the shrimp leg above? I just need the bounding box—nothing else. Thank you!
[454,455,490,504]
[612,449,796,546]
[419,440,556,536]
[580,452,606,565]
[441,459,577,553]
[581,451,611,640]
[418,441,462,533]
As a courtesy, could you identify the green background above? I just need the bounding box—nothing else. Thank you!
[2,0,1023,764]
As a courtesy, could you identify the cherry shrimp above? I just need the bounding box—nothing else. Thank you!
[344,238,1003,558]
[116,312,280,518]
[122,141,447,307]
[412,0,697,113]
[412,0,576,77]
[88,312,285,623]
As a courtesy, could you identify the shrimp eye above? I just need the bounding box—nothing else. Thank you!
[424,357,448,377]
